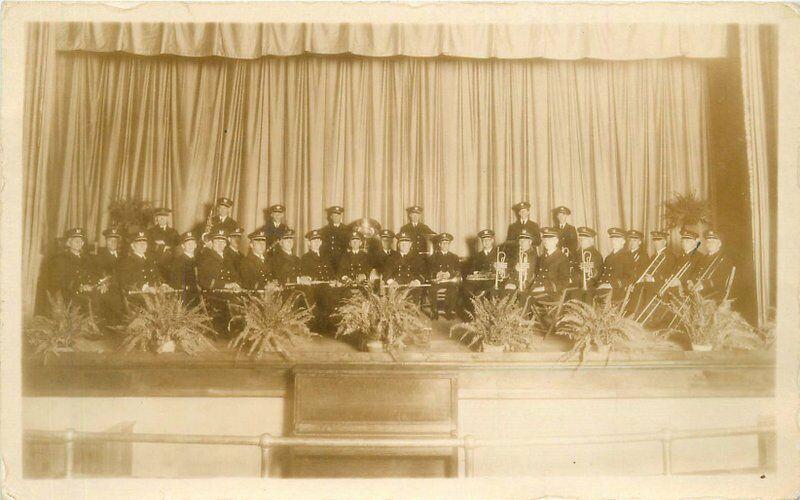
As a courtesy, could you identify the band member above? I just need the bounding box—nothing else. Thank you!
[337,231,373,285]
[271,229,302,285]
[372,229,397,276]
[196,229,242,291]
[47,227,101,312]
[319,205,349,269]
[300,229,339,330]
[263,204,288,251]
[427,233,461,320]
[165,232,201,307]
[94,227,125,324]
[384,233,427,301]
[625,230,649,278]
[503,228,539,293]
[527,227,572,301]
[596,227,635,301]
[239,229,272,290]
[672,229,704,289]
[575,227,603,302]
[631,230,678,325]
[553,206,578,260]
[225,226,245,272]
[692,230,734,301]
[505,201,541,253]
[118,231,168,294]
[147,207,180,256]
[399,206,436,257]
[210,197,239,234]
[465,229,505,299]
[647,231,677,284]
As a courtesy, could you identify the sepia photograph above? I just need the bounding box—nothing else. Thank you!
[1,1,798,498]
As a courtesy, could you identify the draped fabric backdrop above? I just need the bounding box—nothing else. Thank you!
[22,22,720,313]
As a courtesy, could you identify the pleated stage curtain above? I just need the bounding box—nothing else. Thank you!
[23,25,711,312]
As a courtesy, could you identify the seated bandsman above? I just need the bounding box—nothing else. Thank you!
[211,197,239,234]
[671,229,703,290]
[165,231,201,307]
[692,230,734,301]
[263,204,288,252]
[239,229,272,290]
[93,227,125,324]
[399,206,436,257]
[505,202,541,254]
[147,207,180,257]
[95,227,124,278]
[574,227,603,302]
[372,229,397,276]
[337,230,372,286]
[300,229,339,330]
[384,232,427,301]
[553,206,578,260]
[632,230,678,325]
[271,229,302,285]
[526,227,572,301]
[596,228,635,301]
[503,228,539,294]
[427,233,461,320]
[225,226,245,273]
[118,231,171,296]
[319,205,349,269]
[647,230,677,284]
[465,229,505,299]
[624,229,650,314]
[196,229,242,292]
[47,227,102,312]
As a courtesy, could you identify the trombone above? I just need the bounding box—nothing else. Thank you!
[635,257,692,325]
[665,254,723,329]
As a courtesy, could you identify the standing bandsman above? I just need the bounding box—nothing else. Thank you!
[553,206,579,260]
[575,227,603,302]
[209,197,239,234]
[399,206,436,257]
[527,227,572,301]
[692,230,734,301]
[504,228,539,293]
[271,229,302,285]
[117,231,167,294]
[427,233,461,320]
[384,232,427,291]
[319,206,350,269]
[300,229,339,330]
[263,204,289,252]
[372,229,398,276]
[337,231,373,286]
[165,231,201,307]
[505,201,541,254]
[596,228,635,301]
[47,227,100,311]
[147,208,180,256]
[465,229,505,299]
[238,230,272,290]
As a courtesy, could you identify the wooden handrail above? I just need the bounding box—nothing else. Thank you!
[24,424,774,478]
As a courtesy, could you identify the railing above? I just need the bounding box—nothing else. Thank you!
[24,424,775,478]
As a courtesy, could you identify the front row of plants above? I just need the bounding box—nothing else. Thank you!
[26,285,773,364]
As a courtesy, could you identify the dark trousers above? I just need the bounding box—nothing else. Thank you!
[428,284,459,318]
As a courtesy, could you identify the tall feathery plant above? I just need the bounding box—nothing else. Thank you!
[449,293,536,351]
[228,287,316,359]
[24,294,103,364]
[333,285,430,355]
[661,192,712,231]
[664,290,762,350]
[114,292,217,355]
[108,197,154,236]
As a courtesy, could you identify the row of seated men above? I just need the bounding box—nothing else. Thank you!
[39,197,734,335]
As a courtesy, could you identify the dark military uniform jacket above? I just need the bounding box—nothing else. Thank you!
[576,246,604,289]
[696,251,734,299]
[675,250,705,286]
[238,251,272,290]
[300,251,336,281]
[598,249,636,289]
[262,221,289,251]
[118,252,163,292]
[48,250,98,299]
[271,249,302,285]
[210,215,239,235]
[648,247,677,284]
[166,251,199,292]
[531,249,572,293]
[398,222,436,256]
[506,247,539,290]
[628,247,650,281]
[197,249,241,290]
[428,251,461,281]
[147,225,180,252]
[224,246,244,273]
[384,252,427,284]
[505,219,542,248]
[471,247,501,275]
[337,249,373,280]
[94,247,123,279]
[556,223,579,260]
[319,223,350,267]
[371,247,398,275]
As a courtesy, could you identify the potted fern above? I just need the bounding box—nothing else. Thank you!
[449,294,536,352]
[228,287,317,359]
[109,197,154,237]
[333,285,430,355]
[24,294,104,364]
[114,292,217,355]
[664,291,762,351]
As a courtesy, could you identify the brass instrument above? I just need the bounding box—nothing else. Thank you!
[200,205,215,244]
[518,248,530,291]
[666,254,723,329]
[635,257,693,325]
[581,250,595,291]
[633,250,666,285]
[494,249,507,290]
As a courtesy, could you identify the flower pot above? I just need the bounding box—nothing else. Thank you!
[157,340,176,353]
[365,340,384,353]
[482,342,506,353]
[691,343,713,352]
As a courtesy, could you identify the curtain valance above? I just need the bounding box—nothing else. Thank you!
[56,22,728,60]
